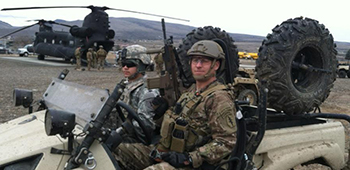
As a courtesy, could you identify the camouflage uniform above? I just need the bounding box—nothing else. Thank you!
[114,40,237,170]
[115,76,160,169]
[74,47,81,70]
[114,81,236,170]
[119,76,160,139]
[86,48,93,71]
[97,45,107,71]
[93,49,97,68]
[154,53,164,75]
[113,45,160,169]
[153,81,236,169]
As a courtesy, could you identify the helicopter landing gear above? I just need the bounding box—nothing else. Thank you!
[38,54,45,60]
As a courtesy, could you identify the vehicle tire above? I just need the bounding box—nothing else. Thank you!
[338,70,347,78]
[177,26,239,87]
[256,17,337,115]
[24,52,28,57]
[237,89,257,105]
[347,71,350,78]
[38,54,45,60]
[19,54,24,57]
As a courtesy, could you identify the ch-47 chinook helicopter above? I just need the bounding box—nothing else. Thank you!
[1,5,188,62]
[0,19,77,61]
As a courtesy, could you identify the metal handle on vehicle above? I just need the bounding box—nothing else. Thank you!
[85,152,97,170]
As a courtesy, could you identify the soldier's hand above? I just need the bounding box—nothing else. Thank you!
[152,96,169,120]
[161,151,192,168]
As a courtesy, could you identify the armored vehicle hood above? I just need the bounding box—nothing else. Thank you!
[0,110,67,168]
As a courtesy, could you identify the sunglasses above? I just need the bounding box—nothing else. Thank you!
[122,61,137,67]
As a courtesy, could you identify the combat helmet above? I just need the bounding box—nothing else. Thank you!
[187,40,225,60]
[122,44,151,75]
[187,40,226,78]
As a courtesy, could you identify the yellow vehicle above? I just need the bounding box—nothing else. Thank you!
[238,51,259,60]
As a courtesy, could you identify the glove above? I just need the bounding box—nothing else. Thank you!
[161,151,192,168]
[152,96,169,120]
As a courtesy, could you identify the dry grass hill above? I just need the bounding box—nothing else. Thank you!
[1,17,349,55]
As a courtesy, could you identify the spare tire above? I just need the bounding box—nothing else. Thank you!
[256,17,337,115]
[177,26,239,87]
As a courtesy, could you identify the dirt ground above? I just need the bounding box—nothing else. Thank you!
[0,56,350,169]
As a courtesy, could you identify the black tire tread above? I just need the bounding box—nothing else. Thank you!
[256,17,337,115]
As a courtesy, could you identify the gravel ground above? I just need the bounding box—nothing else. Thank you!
[1,55,350,169]
[0,55,125,123]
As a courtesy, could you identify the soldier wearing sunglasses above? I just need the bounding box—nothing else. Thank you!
[114,45,169,169]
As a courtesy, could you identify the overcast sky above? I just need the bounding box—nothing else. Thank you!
[1,0,349,42]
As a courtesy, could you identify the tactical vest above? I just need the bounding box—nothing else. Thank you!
[158,83,228,153]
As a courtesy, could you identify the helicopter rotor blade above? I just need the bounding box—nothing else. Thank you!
[2,6,189,22]
[1,6,88,11]
[0,23,38,39]
[26,19,72,28]
[47,21,72,28]
[108,7,189,22]
[52,22,72,28]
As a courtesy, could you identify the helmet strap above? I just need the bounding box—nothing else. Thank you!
[204,59,217,78]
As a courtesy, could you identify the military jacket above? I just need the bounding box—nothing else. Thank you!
[74,48,80,58]
[97,49,107,58]
[120,76,160,140]
[160,81,236,166]
[86,51,93,61]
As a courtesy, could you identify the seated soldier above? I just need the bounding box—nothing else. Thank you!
[114,40,237,170]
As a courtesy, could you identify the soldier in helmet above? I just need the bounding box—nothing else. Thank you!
[74,46,82,71]
[97,45,108,71]
[115,40,237,170]
[119,44,162,119]
[113,45,168,169]
[86,48,93,71]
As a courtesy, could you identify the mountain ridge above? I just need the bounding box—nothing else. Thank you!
[0,17,349,54]
[0,17,265,42]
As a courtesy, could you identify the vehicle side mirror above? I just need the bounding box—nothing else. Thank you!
[45,109,76,138]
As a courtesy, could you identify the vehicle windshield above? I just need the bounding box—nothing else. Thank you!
[43,78,109,126]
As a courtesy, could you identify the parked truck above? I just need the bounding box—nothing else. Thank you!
[0,17,349,170]
[18,44,34,57]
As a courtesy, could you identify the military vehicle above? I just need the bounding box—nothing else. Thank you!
[234,67,258,105]
[1,16,350,170]
[338,62,350,78]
